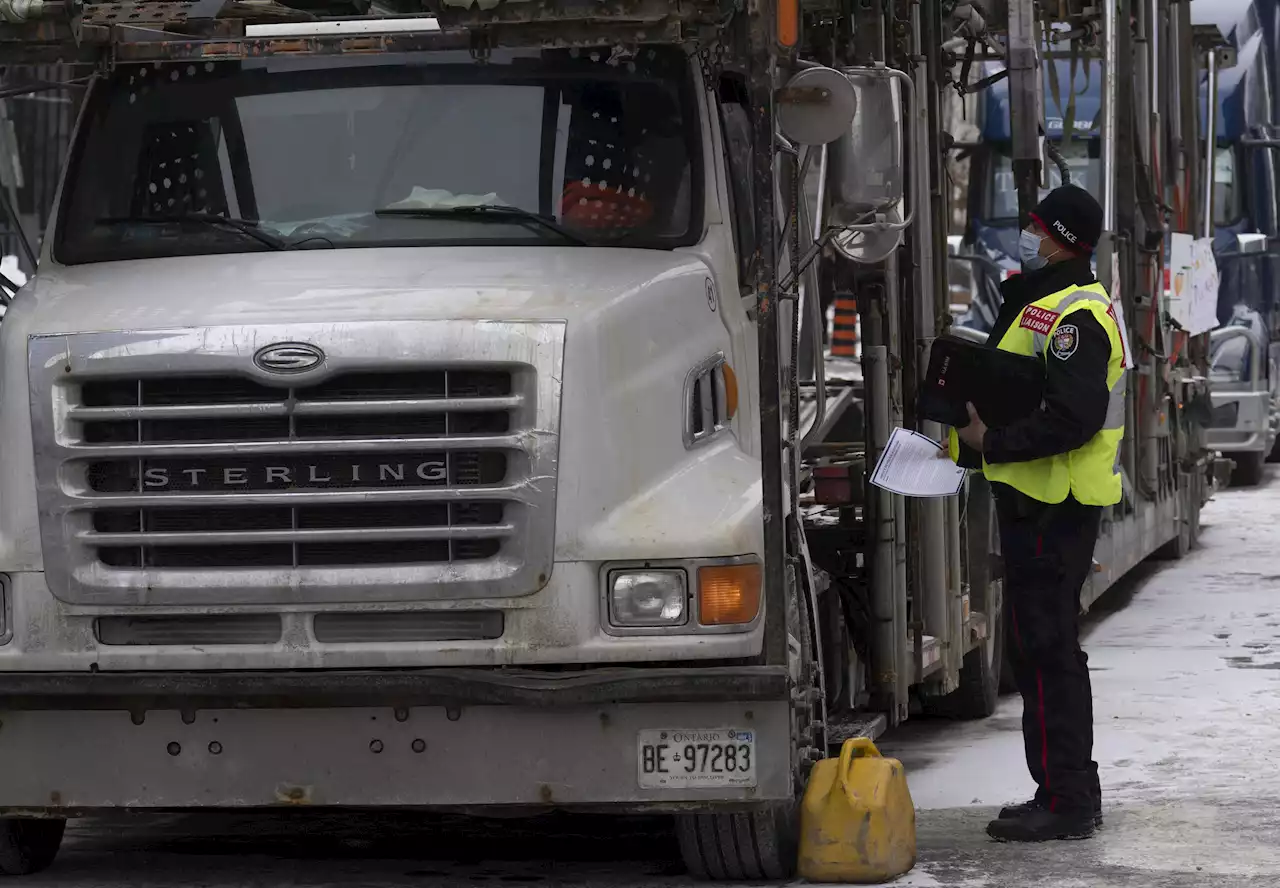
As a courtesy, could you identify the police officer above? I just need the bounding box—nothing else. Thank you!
[948,184,1126,842]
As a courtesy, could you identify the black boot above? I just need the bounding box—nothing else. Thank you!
[998,798,1042,820]
[987,807,1096,842]
[999,797,1103,826]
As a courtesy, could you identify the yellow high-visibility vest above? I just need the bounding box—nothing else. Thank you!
[948,282,1127,506]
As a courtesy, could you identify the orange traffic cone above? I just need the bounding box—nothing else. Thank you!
[832,294,858,358]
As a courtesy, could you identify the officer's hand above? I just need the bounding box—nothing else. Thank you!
[956,402,988,452]
[935,445,954,461]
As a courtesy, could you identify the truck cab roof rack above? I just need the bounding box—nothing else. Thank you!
[0,0,733,64]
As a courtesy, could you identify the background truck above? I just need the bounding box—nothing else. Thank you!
[1199,0,1280,484]
[952,0,1280,489]
[948,54,1103,330]
[0,0,1225,879]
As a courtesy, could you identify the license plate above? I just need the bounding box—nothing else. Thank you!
[637,728,757,789]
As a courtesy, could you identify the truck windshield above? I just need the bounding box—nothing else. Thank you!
[56,47,700,263]
[986,139,1101,221]
[1210,334,1252,384]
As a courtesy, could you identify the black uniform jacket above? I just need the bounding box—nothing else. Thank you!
[956,257,1113,470]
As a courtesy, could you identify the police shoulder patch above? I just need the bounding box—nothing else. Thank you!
[1050,323,1079,360]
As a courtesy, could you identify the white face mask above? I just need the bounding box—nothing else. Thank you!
[1019,229,1049,270]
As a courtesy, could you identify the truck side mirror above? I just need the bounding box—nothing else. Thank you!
[824,67,910,264]
[1238,232,1267,253]
[827,69,904,215]
[776,67,858,146]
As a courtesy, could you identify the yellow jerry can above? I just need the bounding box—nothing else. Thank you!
[797,737,916,883]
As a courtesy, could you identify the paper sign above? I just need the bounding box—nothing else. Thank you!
[1166,232,1219,336]
[1188,237,1220,335]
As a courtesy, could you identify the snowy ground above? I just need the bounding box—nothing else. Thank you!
[18,470,1280,886]
[879,466,1280,886]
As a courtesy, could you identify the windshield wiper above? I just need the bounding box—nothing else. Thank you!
[374,204,587,246]
[96,213,289,251]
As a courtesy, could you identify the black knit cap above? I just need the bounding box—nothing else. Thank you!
[1029,184,1103,255]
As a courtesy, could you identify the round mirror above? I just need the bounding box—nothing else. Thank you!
[830,203,905,265]
[776,67,857,146]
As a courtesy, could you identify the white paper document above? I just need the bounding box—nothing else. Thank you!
[869,427,967,498]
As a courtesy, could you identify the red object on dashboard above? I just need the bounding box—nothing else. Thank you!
[561,181,654,229]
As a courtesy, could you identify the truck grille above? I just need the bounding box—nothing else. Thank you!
[80,371,513,569]
[30,323,564,606]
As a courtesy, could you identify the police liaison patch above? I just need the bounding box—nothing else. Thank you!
[1050,323,1079,360]
[1019,305,1061,334]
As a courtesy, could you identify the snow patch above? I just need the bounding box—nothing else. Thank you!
[889,868,989,887]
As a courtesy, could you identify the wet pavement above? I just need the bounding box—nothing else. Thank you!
[17,471,1280,886]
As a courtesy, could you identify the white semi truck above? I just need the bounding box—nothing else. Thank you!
[0,0,1226,879]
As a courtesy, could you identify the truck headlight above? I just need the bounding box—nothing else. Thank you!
[608,570,688,627]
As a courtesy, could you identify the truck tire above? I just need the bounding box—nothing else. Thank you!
[675,806,798,881]
[1154,517,1191,561]
[953,583,1003,719]
[949,475,1005,716]
[925,578,1003,719]
[1232,450,1266,487]
[0,819,64,875]
[676,559,816,881]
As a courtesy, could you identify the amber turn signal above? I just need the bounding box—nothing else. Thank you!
[776,0,798,47]
[698,563,762,625]
[722,362,739,419]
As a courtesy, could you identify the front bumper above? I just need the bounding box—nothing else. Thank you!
[0,665,787,709]
[0,667,793,812]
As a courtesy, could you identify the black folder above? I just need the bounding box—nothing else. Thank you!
[917,334,1046,429]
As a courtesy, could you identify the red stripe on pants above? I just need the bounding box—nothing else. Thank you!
[1034,534,1053,812]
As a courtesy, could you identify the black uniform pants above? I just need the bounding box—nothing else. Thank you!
[994,485,1102,815]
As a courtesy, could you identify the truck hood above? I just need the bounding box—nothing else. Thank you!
[11,247,710,333]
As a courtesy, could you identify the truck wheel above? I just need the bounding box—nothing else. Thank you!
[0,819,65,875]
[675,806,798,881]
[948,476,1005,716]
[676,558,817,881]
[1232,450,1266,487]
[952,583,998,721]
[1154,517,1191,560]
[938,578,1003,719]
